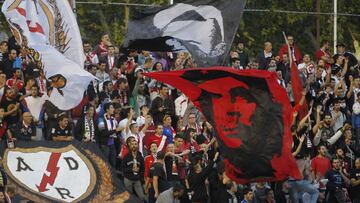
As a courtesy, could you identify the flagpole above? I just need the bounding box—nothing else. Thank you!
[333,0,337,54]
[282,32,292,64]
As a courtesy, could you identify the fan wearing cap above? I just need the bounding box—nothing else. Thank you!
[333,43,358,72]
[331,54,348,86]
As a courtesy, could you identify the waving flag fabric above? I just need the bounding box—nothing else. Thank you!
[146,68,301,183]
[124,0,245,67]
[2,0,94,110]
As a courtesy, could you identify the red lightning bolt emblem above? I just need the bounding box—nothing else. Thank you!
[36,152,62,192]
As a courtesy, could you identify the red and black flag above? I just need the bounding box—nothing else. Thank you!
[123,0,245,67]
[0,141,136,202]
[146,68,301,183]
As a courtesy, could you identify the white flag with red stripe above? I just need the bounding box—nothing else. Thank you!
[2,0,93,110]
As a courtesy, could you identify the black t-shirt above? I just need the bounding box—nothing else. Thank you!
[1,99,19,125]
[150,162,170,193]
[350,169,360,198]
[164,156,179,182]
[50,125,72,140]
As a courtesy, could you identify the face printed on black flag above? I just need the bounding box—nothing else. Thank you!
[145,68,301,183]
[180,70,283,180]
[153,3,226,57]
[124,0,245,67]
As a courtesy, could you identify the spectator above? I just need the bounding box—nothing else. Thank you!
[12,112,35,141]
[144,142,158,203]
[325,158,351,203]
[96,61,110,83]
[97,103,121,166]
[155,183,184,203]
[350,158,360,203]
[151,151,170,199]
[257,42,273,70]
[315,40,333,68]
[278,35,302,64]
[1,87,20,128]
[50,115,73,141]
[235,42,250,68]
[254,182,270,203]
[333,43,358,70]
[241,188,254,203]
[95,33,111,58]
[162,115,175,144]
[83,40,99,66]
[112,78,129,107]
[150,84,175,125]
[22,85,45,141]
[74,105,98,142]
[187,151,219,203]
[1,49,17,79]
[122,136,146,201]
[0,41,8,63]
[99,80,113,104]
[101,45,118,72]
[310,145,331,183]
[146,124,167,152]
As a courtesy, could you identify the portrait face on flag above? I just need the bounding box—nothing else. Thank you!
[124,0,246,67]
[145,68,301,184]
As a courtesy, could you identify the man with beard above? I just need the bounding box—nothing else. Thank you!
[235,42,249,68]
[83,41,99,67]
[122,136,146,201]
[325,158,351,203]
[313,114,350,149]
[1,87,20,128]
[310,145,331,183]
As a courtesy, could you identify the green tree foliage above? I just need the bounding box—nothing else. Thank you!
[239,0,360,60]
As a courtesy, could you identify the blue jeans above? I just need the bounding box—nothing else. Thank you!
[288,180,319,203]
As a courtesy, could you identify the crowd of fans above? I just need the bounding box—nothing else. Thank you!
[0,32,359,203]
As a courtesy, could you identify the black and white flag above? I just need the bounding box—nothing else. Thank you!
[123,0,246,67]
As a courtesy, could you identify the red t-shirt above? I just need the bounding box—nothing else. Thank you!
[144,154,155,180]
[145,134,167,152]
[315,49,331,69]
[311,156,331,178]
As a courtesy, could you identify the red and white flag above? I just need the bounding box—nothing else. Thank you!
[2,0,94,110]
